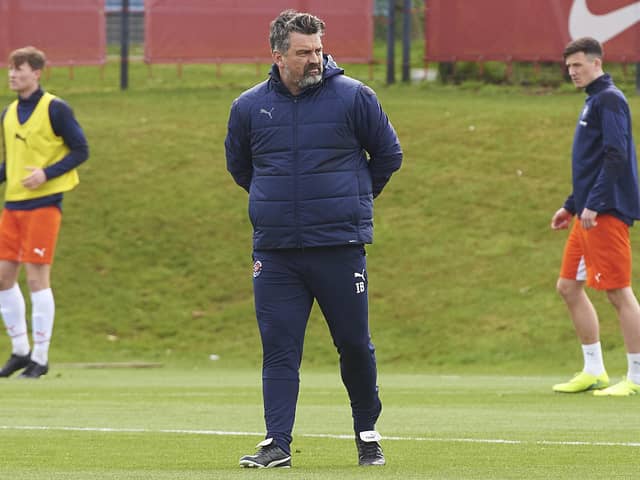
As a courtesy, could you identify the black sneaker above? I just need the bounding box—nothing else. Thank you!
[239,438,291,468]
[17,360,49,379]
[356,431,386,466]
[0,353,31,377]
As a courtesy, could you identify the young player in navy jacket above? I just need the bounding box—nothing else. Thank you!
[551,37,640,397]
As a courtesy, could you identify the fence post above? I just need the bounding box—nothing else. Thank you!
[386,0,395,85]
[402,0,411,83]
[120,0,130,91]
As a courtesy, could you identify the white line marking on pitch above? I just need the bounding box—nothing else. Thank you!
[1,425,639,448]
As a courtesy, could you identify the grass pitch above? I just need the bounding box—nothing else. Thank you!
[0,60,639,372]
[1,59,640,478]
[0,367,638,479]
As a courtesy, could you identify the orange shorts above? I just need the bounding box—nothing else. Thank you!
[559,214,631,290]
[0,207,62,265]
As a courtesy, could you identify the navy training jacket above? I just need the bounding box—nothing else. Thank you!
[563,74,640,225]
[225,55,403,249]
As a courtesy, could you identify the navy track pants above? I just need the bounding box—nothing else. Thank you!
[252,245,382,454]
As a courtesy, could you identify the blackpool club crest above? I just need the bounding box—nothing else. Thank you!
[253,260,263,278]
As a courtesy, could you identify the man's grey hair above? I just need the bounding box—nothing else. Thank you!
[269,9,326,53]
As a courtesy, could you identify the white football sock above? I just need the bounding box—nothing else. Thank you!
[627,353,640,385]
[582,341,606,376]
[30,288,55,366]
[0,284,29,356]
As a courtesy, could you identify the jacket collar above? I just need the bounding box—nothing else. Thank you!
[17,86,44,106]
[585,73,612,96]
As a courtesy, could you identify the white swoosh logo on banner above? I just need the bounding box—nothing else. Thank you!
[569,0,640,43]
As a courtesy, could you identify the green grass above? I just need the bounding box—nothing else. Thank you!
[1,368,638,479]
[0,60,639,376]
[2,53,640,480]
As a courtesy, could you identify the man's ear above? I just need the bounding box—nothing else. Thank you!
[593,56,603,70]
[272,50,284,68]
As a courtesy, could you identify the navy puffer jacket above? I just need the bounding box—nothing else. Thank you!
[225,55,402,250]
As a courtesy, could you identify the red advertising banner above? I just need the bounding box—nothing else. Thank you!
[0,0,106,67]
[426,0,640,62]
[145,0,373,64]
[0,1,7,65]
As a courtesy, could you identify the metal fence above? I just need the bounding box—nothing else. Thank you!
[106,11,144,45]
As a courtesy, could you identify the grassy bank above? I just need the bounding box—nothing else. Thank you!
[0,60,639,375]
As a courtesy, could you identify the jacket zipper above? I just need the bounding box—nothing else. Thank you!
[292,97,301,247]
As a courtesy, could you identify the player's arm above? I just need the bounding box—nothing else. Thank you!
[0,108,6,184]
[42,98,89,180]
[353,85,402,198]
[551,192,575,230]
[225,98,253,193]
[562,192,576,215]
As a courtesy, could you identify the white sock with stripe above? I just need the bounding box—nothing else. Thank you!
[627,353,640,385]
[0,284,30,356]
[582,341,606,376]
[31,288,55,366]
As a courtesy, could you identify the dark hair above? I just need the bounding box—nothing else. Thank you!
[563,37,603,60]
[269,9,325,53]
[9,46,46,70]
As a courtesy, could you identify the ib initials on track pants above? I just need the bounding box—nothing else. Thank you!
[252,245,382,454]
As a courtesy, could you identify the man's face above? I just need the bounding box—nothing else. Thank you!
[8,62,40,96]
[565,51,602,88]
[274,32,323,95]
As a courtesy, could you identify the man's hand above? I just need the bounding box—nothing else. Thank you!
[21,167,47,190]
[580,207,598,230]
[551,207,573,230]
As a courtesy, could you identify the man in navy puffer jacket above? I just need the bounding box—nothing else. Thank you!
[226,9,402,469]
